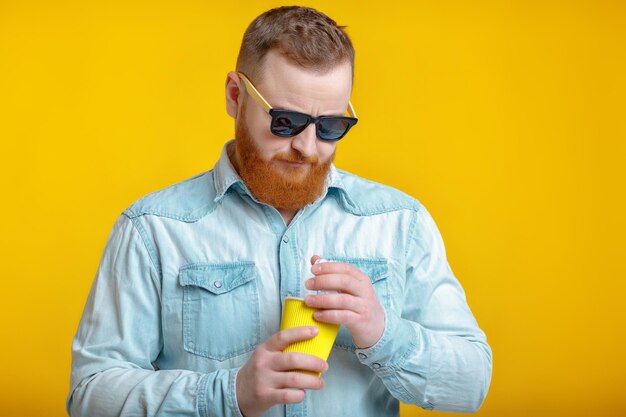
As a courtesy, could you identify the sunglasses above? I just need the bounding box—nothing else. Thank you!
[237,72,358,142]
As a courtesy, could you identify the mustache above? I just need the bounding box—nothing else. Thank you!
[273,152,319,164]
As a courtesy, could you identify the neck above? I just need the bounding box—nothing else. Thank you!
[277,208,297,226]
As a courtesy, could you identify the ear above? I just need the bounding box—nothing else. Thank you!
[225,71,242,119]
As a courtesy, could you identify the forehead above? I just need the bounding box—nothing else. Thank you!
[255,50,353,112]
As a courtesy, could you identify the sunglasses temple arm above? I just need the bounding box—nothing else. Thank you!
[348,101,357,118]
[237,72,273,113]
[240,70,357,120]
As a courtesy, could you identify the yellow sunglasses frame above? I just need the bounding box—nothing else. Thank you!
[236,71,358,118]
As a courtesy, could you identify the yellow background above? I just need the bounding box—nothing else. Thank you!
[1,1,624,416]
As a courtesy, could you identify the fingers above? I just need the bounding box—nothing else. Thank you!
[272,370,326,390]
[267,329,328,374]
[313,308,361,326]
[265,326,319,352]
[272,351,328,374]
[304,292,371,326]
[255,369,325,406]
[267,388,306,405]
[311,259,359,276]
[237,328,328,417]
[305,292,362,311]
[305,273,369,296]
[302,258,386,349]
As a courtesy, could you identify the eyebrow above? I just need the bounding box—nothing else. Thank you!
[238,71,357,118]
[275,100,349,118]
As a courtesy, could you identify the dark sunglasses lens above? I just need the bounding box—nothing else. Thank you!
[271,112,310,137]
[318,118,351,141]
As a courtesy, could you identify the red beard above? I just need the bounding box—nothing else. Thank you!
[232,109,333,211]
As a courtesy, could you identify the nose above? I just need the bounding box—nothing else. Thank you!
[290,123,317,158]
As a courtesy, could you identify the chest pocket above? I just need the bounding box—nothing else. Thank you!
[180,262,260,361]
[324,257,390,352]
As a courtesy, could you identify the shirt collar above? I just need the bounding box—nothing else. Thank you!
[212,140,245,202]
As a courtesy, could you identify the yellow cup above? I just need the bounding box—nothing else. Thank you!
[279,297,340,376]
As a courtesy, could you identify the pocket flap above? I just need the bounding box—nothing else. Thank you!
[179,262,257,295]
[324,257,389,284]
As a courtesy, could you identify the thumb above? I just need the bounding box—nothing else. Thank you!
[310,255,322,265]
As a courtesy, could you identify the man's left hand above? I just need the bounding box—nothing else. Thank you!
[304,255,385,349]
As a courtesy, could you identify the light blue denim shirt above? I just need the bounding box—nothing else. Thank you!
[68,141,492,417]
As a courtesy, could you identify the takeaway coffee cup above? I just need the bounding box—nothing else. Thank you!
[279,297,340,376]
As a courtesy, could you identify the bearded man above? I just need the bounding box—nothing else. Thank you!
[68,6,492,417]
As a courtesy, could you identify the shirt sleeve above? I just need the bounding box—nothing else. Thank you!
[67,214,244,417]
[354,206,493,413]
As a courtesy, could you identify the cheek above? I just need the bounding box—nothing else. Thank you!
[244,110,284,156]
[244,105,269,136]
[317,141,337,162]
[259,137,286,159]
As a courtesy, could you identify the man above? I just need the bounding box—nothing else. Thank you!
[68,6,492,417]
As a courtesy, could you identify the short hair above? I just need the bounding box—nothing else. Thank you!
[236,6,355,82]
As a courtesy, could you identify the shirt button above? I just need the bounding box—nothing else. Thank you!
[358,352,367,360]
[214,281,222,289]
[282,235,289,243]
[372,363,381,369]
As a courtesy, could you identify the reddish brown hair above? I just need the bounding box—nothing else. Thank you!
[236,6,355,82]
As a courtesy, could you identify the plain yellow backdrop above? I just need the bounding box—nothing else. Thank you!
[1,1,625,416]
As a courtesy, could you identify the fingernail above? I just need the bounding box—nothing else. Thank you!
[310,326,319,335]
[305,278,314,289]
[312,264,321,273]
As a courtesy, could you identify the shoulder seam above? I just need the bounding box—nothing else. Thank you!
[124,213,163,280]
[405,208,420,259]
[123,203,217,222]
[123,171,218,222]
[333,169,422,216]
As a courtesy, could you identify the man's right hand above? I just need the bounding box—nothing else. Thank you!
[235,326,328,417]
